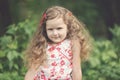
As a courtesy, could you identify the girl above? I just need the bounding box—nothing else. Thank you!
[24,6,92,80]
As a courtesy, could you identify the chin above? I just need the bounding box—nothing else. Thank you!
[51,40,61,43]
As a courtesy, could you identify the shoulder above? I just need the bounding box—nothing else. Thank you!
[71,38,81,59]
[71,38,81,51]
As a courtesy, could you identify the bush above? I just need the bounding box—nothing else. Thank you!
[0,19,120,80]
[82,25,120,80]
[0,19,37,80]
[110,24,120,58]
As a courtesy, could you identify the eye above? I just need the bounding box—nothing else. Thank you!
[47,28,53,31]
[57,27,62,30]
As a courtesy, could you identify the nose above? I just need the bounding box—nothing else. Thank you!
[53,30,58,36]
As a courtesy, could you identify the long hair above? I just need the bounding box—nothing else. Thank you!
[25,6,92,68]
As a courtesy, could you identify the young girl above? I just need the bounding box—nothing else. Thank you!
[24,6,92,80]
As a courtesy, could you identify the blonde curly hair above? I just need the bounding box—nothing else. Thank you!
[25,6,92,68]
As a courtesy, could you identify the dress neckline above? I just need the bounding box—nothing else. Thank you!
[47,39,66,47]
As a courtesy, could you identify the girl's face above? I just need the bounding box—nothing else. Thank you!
[46,18,67,43]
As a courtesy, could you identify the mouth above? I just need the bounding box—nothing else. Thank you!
[52,36,59,38]
[52,37,59,39]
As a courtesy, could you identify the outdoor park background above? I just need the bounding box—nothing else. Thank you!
[0,0,120,80]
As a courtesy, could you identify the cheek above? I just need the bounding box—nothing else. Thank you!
[46,31,52,37]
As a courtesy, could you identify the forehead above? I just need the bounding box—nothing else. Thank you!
[46,18,66,28]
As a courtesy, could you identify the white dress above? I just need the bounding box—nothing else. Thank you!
[34,39,73,80]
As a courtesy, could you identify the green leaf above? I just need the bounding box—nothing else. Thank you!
[0,50,6,58]
[7,41,18,49]
[6,24,17,35]
[0,64,3,70]
[7,50,19,61]
[0,36,12,46]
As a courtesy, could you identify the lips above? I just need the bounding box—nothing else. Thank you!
[53,37,59,39]
[52,36,60,39]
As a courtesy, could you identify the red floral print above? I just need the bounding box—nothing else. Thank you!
[60,60,65,66]
[34,39,73,80]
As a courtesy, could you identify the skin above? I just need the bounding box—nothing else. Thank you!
[25,17,82,80]
[24,64,40,80]
[46,17,68,44]
[72,39,82,80]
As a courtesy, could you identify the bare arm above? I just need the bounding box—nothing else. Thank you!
[72,39,82,80]
[24,67,36,80]
[24,64,39,80]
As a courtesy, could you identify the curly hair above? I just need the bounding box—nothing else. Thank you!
[24,6,92,68]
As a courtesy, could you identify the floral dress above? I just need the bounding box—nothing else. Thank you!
[34,39,73,80]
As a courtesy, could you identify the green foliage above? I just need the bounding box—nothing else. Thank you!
[0,19,120,80]
[82,25,120,80]
[110,24,120,58]
[0,19,37,80]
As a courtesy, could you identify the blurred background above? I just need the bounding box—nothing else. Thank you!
[0,0,120,80]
